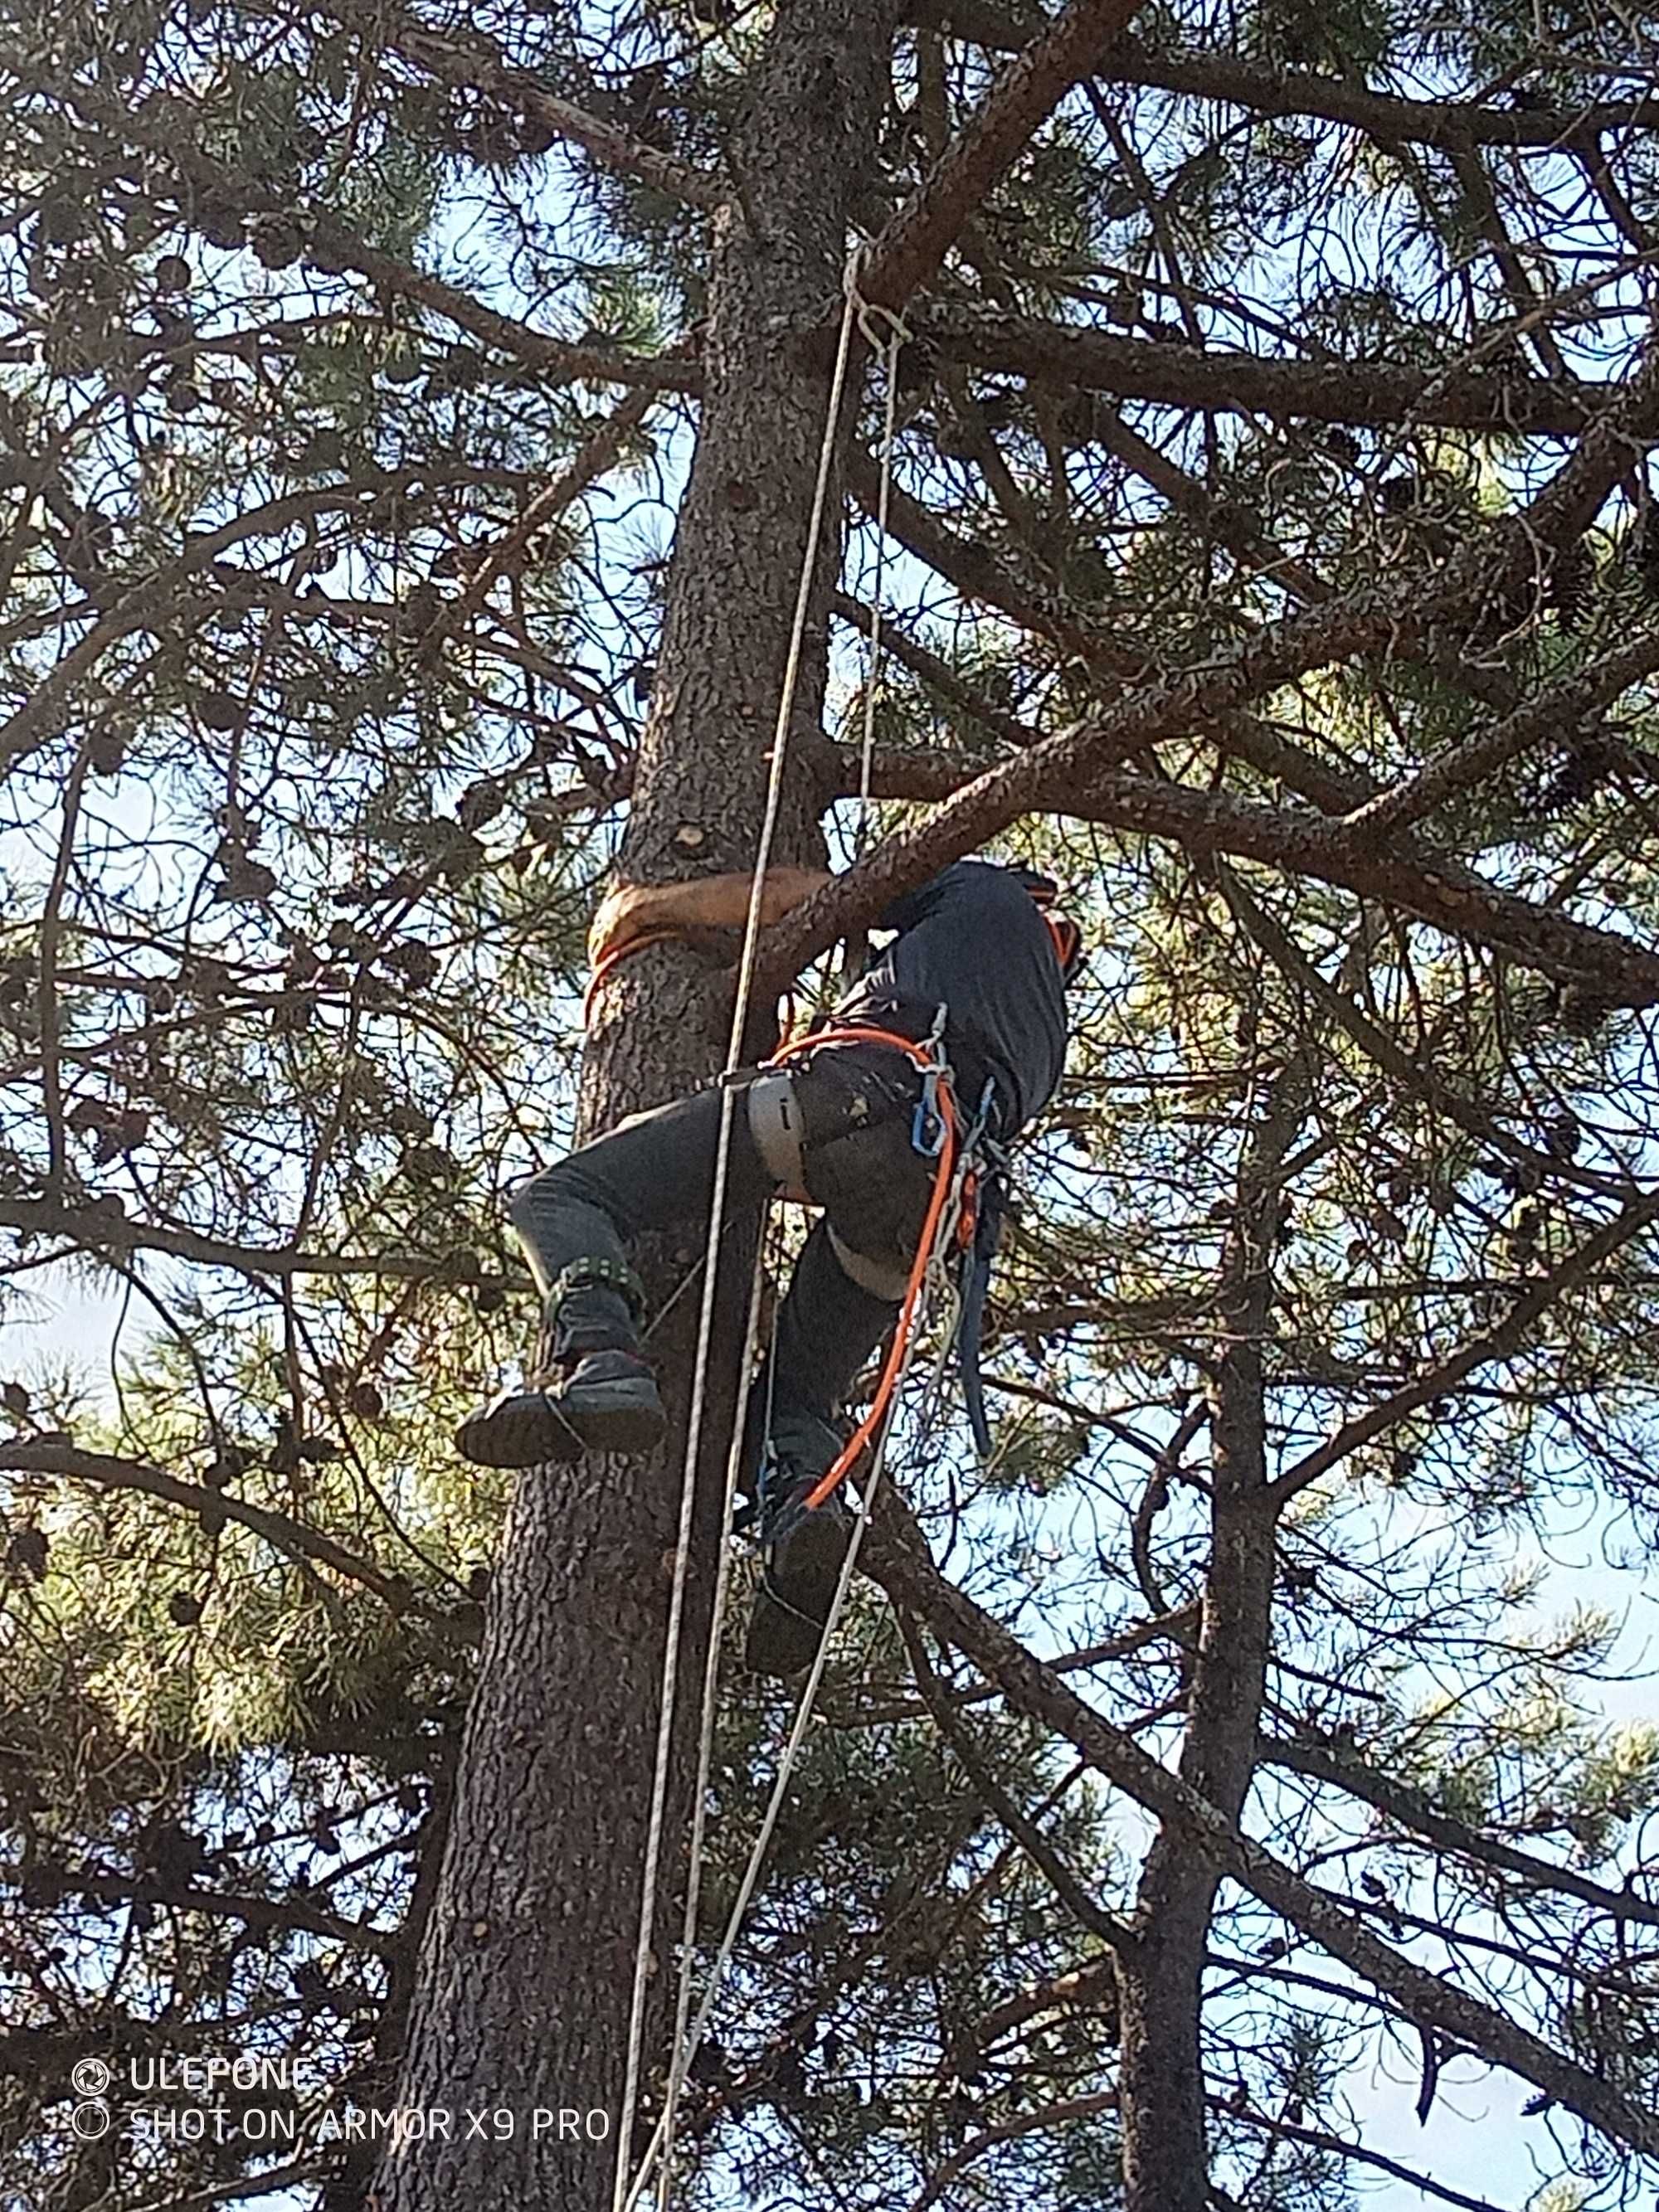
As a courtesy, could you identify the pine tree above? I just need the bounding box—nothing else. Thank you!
[2,2,1659,2210]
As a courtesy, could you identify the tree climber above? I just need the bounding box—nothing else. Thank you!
[455,858,1082,1674]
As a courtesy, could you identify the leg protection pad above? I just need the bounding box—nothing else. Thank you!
[744,1069,809,1201]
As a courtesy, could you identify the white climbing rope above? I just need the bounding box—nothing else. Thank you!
[854,299,908,853]
[625,1167,971,2212]
[647,1223,773,2212]
[611,246,929,2210]
[639,277,914,2209]
[610,264,864,2212]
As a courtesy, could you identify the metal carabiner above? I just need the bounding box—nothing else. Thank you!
[911,1062,947,1158]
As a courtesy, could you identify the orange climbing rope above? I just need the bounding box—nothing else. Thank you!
[581,925,694,1028]
[583,924,803,1042]
[761,1021,967,1511]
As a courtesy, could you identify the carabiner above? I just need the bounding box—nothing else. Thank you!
[911,1062,946,1158]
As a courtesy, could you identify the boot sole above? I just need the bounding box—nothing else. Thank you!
[455,1385,667,1470]
[744,1509,853,1676]
[455,1394,585,1471]
[562,1395,668,1456]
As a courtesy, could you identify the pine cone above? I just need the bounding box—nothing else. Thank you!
[1540,737,1613,814]
[1547,540,1593,630]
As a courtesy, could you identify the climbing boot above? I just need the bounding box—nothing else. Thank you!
[743,1415,854,1676]
[455,1349,666,1468]
[455,1254,665,1468]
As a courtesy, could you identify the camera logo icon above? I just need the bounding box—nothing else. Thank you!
[71,2059,110,2097]
[71,2103,112,2140]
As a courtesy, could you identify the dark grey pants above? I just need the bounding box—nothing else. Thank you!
[508,1044,937,1470]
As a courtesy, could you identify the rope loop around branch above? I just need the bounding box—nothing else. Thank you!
[844,246,912,356]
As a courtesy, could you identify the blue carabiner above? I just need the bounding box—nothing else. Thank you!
[911,1062,946,1158]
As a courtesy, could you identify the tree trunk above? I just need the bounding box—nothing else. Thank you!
[1115,1057,1311,2212]
[369,9,894,2210]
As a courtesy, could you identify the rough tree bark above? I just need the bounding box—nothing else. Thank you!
[369,6,897,2207]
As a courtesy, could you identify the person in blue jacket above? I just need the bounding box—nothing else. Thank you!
[455,858,1080,1674]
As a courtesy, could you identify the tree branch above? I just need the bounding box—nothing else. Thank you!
[859,0,1151,310]
[903,2,1659,148]
[864,1516,1659,2156]
[1212,2101,1511,2212]
[426,386,659,650]
[1216,867,1629,1202]
[1262,1176,1659,1509]
[1059,774,1659,1003]
[1103,36,1659,152]
[830,590,1039,749]
[1332,627,1659,843]
[924,306,1604,437]
[899,1610,1132,1951]
[844,443,1142,678]
[0,1195,520,1289]
[1262,1731,1659,1932]
[61,75,698,395]
[757,683,1659,1013]
[0,1439,419,1612]
[33,1865,398,1957]
[907,2087,1121,2212]
[394,22,732,211]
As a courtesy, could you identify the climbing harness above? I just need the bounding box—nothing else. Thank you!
[759,1017,963,1512]
[746,1010,1012,1470]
